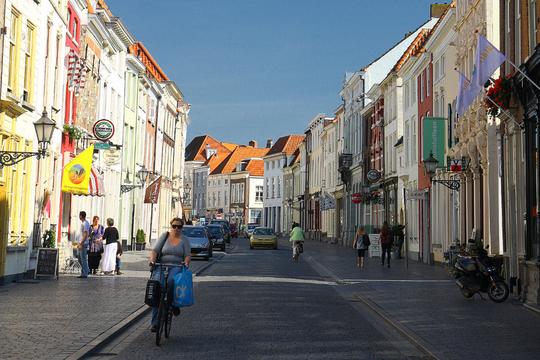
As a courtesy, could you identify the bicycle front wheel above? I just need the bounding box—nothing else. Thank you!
[164,305,173,338]
[156,296,166,346]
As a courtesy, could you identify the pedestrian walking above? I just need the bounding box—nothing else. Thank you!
[77,211,90,278]
[101,218,119,275]
[397,223,406,259]
[379,221,392,267]
[88,216,104,274]
[353,225,369,268]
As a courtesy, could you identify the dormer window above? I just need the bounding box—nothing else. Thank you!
[205,148,216,159]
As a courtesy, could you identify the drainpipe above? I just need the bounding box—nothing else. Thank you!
[148,95,160,245]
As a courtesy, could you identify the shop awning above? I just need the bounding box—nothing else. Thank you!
[88,166,106,197]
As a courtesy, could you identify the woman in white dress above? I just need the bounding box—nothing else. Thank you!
[101,218,119,275]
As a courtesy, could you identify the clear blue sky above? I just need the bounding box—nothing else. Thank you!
[108,0,443,147]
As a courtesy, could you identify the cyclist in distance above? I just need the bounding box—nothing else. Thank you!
[148,217,191,332]
[289,222,305,259]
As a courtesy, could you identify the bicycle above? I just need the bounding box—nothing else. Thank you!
[151,262,186,346]
[292,241,303,262]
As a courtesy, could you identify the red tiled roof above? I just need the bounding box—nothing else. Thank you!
[185,135,232,162]
[211,146,269,175]
[392,2,455,72]
[244,159,264,176]
[221,142,239,151]
[266,135,306,156]
[96,0,113,16]
[128,43,169,82]
[288,148,301,166]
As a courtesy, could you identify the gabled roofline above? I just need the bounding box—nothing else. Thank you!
[361,17,439,72]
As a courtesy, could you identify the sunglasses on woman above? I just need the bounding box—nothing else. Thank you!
[171,225,182,229]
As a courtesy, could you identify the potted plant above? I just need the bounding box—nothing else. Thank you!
[42,229,56,248]
[135,229,146,250]
[484,74,514,117]
[63,124,83,141]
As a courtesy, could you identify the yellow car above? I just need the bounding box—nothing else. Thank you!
[250,227,278,250]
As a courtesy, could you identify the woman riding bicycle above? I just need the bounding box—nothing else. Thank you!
[289,222,305,259]
[148,217,191,332]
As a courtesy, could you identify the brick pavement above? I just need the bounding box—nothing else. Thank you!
[291,237,540,359]
[2,238,540,360]
[0,250,213,360]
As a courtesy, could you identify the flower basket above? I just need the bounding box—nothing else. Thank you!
[484,74,514,117]
[63,124,83,140]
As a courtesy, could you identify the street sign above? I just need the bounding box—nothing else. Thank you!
[93,119,115,141]
[367,170,381,183]
[94,142,110,150]
[227,213,234,217]
[352,193,362,204]
[217,212,222,218]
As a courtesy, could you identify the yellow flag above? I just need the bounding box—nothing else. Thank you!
[61,145,94,195]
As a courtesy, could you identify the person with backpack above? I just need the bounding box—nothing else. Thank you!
[353,225,370,268]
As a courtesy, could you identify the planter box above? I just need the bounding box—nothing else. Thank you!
[135,242,146,251]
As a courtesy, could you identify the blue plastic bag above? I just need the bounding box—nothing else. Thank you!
[173,267,194,307]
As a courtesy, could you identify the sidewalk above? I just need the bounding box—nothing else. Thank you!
[291,237,540,360]
[0,251,153,360]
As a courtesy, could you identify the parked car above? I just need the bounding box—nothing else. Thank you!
[205,224,227,251]
[229,224,238,238]
[210,219,231,243]
[244,223,259,238]
[250,227,278,250]
[181,225,213,260]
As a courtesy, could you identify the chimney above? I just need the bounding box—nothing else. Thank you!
[266,139,273,148]
[249,140,257,148]
[430,3,449,19]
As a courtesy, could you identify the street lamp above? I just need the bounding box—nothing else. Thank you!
[423,151,460,190]
[121,167,150,193]
[0,109,56,169]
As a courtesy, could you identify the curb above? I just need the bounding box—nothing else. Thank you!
[70,245,234,359]
[65,305,149,360]
[303,250,450,360]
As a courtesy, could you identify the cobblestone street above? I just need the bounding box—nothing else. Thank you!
[1,238,539,360]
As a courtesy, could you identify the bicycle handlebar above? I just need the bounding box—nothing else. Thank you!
[152,262,187,267]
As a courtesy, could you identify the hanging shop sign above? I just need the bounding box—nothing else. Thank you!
[423,117,446,168]
[102,149,122,165]
[93,119,115,141]
[407,190,427,200]
[367,170,381,183]
[352,193,362,204]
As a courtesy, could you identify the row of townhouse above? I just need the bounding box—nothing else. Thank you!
[304,0,539,306]
[183,135,308,234]
[0,0,189,285]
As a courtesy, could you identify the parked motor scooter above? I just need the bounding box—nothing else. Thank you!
[454,240,509,302]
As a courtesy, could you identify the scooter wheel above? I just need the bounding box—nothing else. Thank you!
[487,280,509,303]
[460,287,474,298]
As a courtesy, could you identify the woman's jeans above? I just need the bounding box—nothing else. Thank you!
[151,266,183,326]
[381,242,392,265]
[78,244,89,277]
